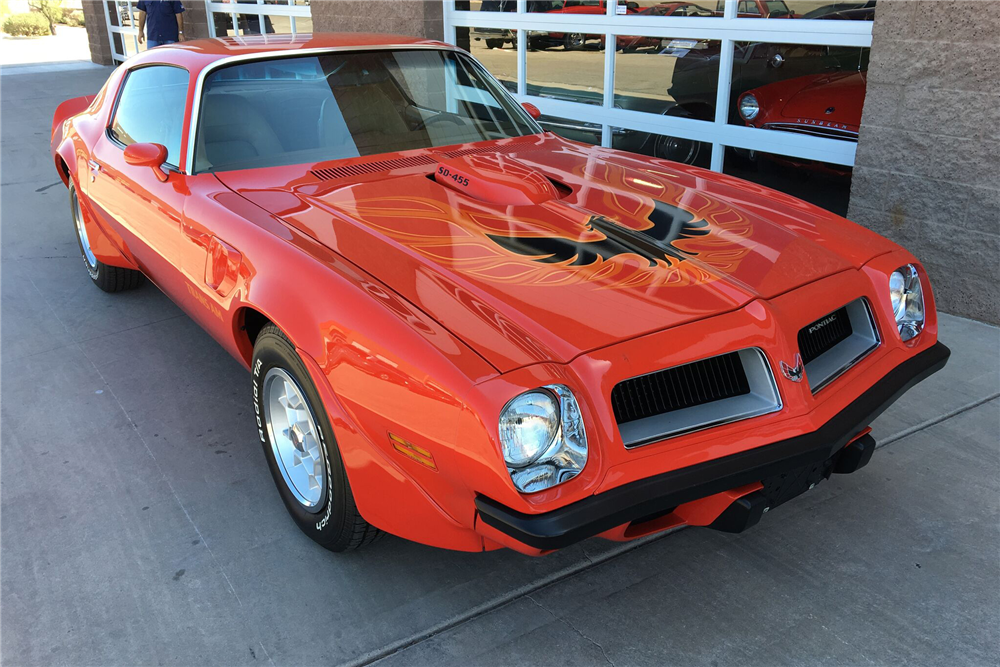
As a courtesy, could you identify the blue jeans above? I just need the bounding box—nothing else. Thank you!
[146,39,177,48]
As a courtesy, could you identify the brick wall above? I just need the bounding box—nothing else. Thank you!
[848,0,999,324]
[181,0,211,40]
[311,0,443,41]
[81,0,113,65]
[79,0,208,64]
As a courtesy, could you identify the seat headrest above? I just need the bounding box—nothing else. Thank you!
[325,57,393,87]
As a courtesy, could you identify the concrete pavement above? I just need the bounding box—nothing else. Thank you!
[2,65,998,667]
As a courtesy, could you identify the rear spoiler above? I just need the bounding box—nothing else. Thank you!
[51,95,95,150]
[51,95,96,184]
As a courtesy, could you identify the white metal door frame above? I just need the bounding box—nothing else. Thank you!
[103,0,141,64]
[443,0,874,171]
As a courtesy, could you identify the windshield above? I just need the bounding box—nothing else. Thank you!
[194,49,539,172]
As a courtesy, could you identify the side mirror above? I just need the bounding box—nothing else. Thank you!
[123,142,169,182]
[521,102,542,120]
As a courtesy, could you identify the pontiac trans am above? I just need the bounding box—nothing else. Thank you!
[50,34,949,555]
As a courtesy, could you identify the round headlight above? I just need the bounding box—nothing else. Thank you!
[498,385,588,493]
[498,390,559,468]
[739,94,759,121]
[888,270,906,319]
[887,264,925,341]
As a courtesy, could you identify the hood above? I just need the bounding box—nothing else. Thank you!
[217,134,893,372]
[778,71,866,128]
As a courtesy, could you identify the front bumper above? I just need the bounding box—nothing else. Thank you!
[475,342,950,551]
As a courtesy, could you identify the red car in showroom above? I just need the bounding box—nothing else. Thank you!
[50,34,947,555]
[738,70,866,172]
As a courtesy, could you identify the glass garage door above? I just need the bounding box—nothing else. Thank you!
[205,0,313,38]
[446,0,876,216]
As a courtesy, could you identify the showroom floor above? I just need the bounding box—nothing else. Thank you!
[2,66,998,667]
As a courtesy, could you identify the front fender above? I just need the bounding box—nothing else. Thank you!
[193,184,502,549]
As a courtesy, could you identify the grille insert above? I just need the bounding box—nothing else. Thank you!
[798,298,880,393]
[612,349,782,449]
[798,306,852,364]
[612,352,750,425]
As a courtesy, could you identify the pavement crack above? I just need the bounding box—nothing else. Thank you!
[347,531,673,667]
[877,392,1000,449]
[35,180,62,192]
[77,313,186,344]
[527,594,615,667]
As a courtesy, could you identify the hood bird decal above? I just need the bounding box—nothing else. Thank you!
[486,200,710,267]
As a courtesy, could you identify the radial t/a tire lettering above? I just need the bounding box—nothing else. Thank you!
[251,323,381,551]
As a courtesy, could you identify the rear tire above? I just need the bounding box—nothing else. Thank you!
[564,33,585,50]
[252,323,381,552]
[70,183,143,293]
[485,38,503,49]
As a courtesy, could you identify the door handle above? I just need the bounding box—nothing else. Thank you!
[88,160,101,182]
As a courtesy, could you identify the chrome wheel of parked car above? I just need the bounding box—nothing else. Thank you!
[564,33,585,50]
[654,132,701,166]
[263,367,326,510]
[72,186,98,271]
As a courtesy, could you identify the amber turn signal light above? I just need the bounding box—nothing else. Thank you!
[389,433,437,471]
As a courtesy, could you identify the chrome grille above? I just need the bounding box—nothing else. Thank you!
[614,349,782,449]
[762,123,859,142]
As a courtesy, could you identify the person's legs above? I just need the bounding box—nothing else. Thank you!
[145,39,176,48]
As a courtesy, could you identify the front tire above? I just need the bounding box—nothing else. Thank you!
[252,323,381,552]
[70,183,143,293]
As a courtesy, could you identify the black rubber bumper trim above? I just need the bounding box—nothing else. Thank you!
[476,342,950,551]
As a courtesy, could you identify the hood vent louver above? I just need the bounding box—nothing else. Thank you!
[309,143,549,182]
[311,154,436,181]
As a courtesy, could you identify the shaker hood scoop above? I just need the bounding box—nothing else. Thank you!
[432,153,561,205]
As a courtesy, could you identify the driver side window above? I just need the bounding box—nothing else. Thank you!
[110,65,189,167]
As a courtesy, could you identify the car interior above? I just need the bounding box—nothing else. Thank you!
[193,51,536,173]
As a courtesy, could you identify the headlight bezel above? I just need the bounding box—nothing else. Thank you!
[739,94,760,121]
[887,264,925,341]
[498,384,588,494]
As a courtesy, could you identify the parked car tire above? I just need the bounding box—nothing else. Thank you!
[649,106,702,166]
[485,38,504,49]
[252,323,382,552]
[564,33,585,50]
[70,183,144,293]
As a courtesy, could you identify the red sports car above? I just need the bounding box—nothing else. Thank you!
[51,34,947,555]
[737,70,866,173]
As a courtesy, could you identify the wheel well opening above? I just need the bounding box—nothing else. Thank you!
[238,308,271,363]
[242,308,271,346]
[671,103,714,122]
[57,157,70,187]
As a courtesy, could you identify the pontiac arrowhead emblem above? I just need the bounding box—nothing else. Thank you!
[780,354,804,383]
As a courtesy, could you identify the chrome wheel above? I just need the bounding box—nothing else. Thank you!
[71,190,97,270]
[263,367,326,510]
[654,133,700,165]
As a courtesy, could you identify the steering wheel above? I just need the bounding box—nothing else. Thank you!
[412,112,465,131]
